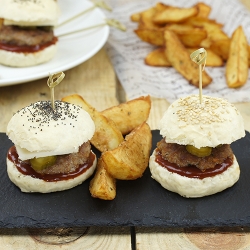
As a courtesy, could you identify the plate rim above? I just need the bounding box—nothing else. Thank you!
[0,0,110,87]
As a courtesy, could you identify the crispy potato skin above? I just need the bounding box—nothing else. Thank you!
[226,26,249,88]
[134,29,164,46]
[153,6,198,24]
[146,47,223,67]
[62,94,124,152]
[210,39,231,61]
[101,95,151,135]
[164,30,212,87]
[195,2,211,18]
[102,122,152,180]
[145,47,171,67]
[165,24,207,47]
[89,156,116,200]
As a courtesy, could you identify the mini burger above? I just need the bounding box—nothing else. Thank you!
[149,94,245,198]
[0,0,59,67]
[6,100,97,193]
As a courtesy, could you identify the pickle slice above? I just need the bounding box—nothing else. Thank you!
[186,145,212,157]
[30,156,57,171]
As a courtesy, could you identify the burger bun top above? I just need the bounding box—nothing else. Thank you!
[0,0,59,26]
[160,95,245,148]
[7,101,95,160]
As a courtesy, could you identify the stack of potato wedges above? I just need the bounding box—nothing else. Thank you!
[131,2,249,88]
[62,94,152,200]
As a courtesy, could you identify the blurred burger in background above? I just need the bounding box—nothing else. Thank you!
[0,0,59,67]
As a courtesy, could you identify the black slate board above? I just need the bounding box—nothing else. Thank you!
[1,130,250,229]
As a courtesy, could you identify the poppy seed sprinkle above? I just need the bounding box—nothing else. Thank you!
[15,100,81,131]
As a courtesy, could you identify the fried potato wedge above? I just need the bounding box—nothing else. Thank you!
[89,156,116,200]
[101,96,151,135]
[155,2,169,12]
[226,26,249,88]
[202,29,229,50]
[187,48,224,67]
[145,47,171,67]
[209,39,230,61]
[61,94,124,152]
[134,28,164,46]
[248,45,250,67]
[164,30,212,87]
[131,11,141,22]
[146,47,223,67]
[183,16,223,30]
[165,24,207,47]
[102,122,152,180]
[138,7,161,29]
[195,2,211,18]
[153,6,198,24]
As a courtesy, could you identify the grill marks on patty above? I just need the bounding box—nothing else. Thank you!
[34,141,91,175]
[157,139,234,171]
[0,24,54,46]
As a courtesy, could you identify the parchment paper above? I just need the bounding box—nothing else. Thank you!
[105,0,250,103]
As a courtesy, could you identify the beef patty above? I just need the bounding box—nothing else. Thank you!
[157,139,234,171]
[0,24,54,46]
[34,141,91,175]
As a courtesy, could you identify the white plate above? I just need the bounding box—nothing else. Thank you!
[0,0,109,87]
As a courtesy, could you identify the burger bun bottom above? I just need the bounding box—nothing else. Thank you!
[149,149,240,198]
[0,44,57,67]
[6,151,97,193]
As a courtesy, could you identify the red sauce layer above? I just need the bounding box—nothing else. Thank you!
[155,149,233,179]
[7,146,94,182]
[0,37,58,53]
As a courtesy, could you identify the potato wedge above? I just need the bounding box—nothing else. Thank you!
[248,45,250,67]
[155,2,169,12]
[187,48,224,67]
[134,28,164,46]
[102,122,152,180]
[89,156,116,200]
[145,47,223,68]
[153,6,198,24]
[195,2,211,18]
[226,26,249,88]
[101,96,151,135]
[204,29,229,50]
[164,30,212,87]
[165,24,207,47]
[209,39,230,61]
[130,12,141,22]
[145,47,171,67]
[138,7,161,29]
[183,16,223,30]
[62,94,124,152]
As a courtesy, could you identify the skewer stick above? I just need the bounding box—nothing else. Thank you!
[56,1,112,27]
[47,72,65,109]
[58,19,126,37]
[190,48,207,104]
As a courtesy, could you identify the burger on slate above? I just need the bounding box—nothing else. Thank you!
[0,0,59,67]
[6,100,97,193]
[149,94,245,198]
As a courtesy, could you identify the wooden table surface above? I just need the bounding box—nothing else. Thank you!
[1,0,250,249]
